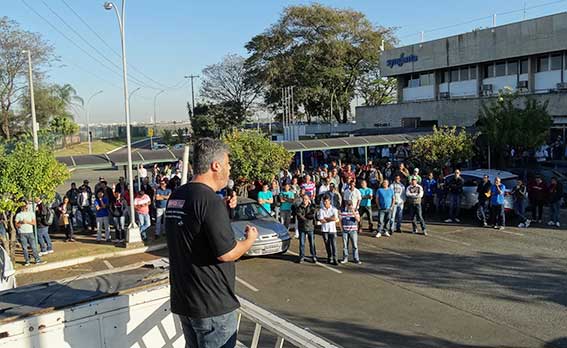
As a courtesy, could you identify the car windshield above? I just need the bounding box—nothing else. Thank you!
[233,203,270,221]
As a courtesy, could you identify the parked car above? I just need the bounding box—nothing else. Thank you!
[151,143,168,150]
[0,245,16,291]
[444,169,519,212]
[231,198,291,256]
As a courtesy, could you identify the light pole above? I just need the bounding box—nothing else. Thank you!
[184,74,199,122]
[104,0,141,243]
[22,50,38,150]
[152,89,165,149]
[86,90,103,154]
[128,86,142,115]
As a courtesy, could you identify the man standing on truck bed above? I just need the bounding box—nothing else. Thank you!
[165,138,258,348]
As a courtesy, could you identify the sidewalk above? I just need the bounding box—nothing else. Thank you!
[13,226,167,272]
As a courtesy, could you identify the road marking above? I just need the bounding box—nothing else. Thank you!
[428,234,472,246]
[236,277,259,292]
[287,251,343,274]
[103,260,114,269]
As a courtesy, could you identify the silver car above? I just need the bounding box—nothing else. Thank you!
[444,169,519,211]
[231,198,291,256]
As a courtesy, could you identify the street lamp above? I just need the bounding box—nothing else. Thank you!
[152,89,165,149]
[104,0,141,244]
[22,50,38,150]
[128,86,142,116]
[86,90,103,154]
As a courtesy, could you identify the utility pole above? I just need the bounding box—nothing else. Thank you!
[23,50,38,150]
[184,75,199,121]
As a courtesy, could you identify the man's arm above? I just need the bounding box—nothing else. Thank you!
[217,226,258,262]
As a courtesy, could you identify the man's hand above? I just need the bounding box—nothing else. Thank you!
[245,225,258,241]
[228,194,237,209]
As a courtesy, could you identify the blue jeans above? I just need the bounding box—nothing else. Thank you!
[378,209,391,234]
[299,230,316,260]
[478,200,489,224]
[550,201,561,223]
[179,310,238,348]
[390,203,404,231]
[408,203,426,232]
[37,226,52,252]
[514,199,527,223]
[449,194,461,220]
[19,233,41,263]
[137,213,151,239]
[491,204,505,227]
[322,232,337,261]
[342,230,359,262]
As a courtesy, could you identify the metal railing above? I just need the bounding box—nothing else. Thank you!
[236,296,341,348]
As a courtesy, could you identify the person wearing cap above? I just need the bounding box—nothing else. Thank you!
[408,168,422,184]
[406,177,427,235]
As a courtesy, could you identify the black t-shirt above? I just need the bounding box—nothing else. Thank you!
[165,182,239,318]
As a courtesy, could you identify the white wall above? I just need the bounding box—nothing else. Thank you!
[534,70,561,92]
[482,76,518,93]
[439,83,449,93]
[448,80,477,97]
[403,85,435,102]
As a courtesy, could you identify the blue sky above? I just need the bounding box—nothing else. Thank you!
[5,0,567,123]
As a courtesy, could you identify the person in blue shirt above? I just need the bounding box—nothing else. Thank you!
[257,183,273,213]
[490,177,506,230]
[422,172,437,216]
[278,183,295,229]
[375,180,394,238]
[358,180,374,233]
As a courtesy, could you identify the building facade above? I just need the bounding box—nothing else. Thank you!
[356,12,567,129]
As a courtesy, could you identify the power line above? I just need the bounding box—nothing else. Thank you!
[397,0,567,41]
[59,0,173,89]
[37,0,161,90]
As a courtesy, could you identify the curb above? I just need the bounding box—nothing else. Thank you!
[106,137,151,155]
[16,243,167,275]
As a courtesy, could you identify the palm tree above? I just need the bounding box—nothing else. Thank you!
[55,84,84,119]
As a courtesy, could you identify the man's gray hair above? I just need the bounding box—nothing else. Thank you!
[192,138,230,175]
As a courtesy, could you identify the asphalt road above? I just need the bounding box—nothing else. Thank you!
[17,218,567,348]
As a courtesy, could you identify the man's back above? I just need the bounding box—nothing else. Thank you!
[165,182,239,319]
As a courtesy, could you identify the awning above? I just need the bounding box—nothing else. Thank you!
[57,148,185,170]
[281,132,429,152]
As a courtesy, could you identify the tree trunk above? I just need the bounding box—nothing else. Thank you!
[1,110,10,140]
[341,106,349,123]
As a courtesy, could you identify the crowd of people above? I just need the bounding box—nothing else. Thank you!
[6,162,187,266]
[243,159,564,265]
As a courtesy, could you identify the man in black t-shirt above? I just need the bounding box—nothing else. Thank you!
[165,138,258,348]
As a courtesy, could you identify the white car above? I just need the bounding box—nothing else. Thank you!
[151,143,168,150]
[444,169,519,212]
[0,245,16,291]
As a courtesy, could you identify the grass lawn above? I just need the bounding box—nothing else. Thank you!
[55,137,145,156]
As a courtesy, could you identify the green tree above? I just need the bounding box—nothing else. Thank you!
[20,83,82,130]
[477,90,553,166]
[193,114,220,139]
[245,4,396,123]
[356,65,397,106]
[223,130,293,194]
[192,102,248,139]
[49,115,79,148]
[161,129,174,145]
[0,143,69,257]
[411,126,476,171]
[175,128,185,144]
[0,17,54,140]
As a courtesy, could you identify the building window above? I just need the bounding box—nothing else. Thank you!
[460,67,469,81]
[470,66,477,79]
[420,72,432,86]
[507,60,518,75]
[551,53,562,71]
[495,62,506,77]
[484,64,494,78]
[537,55,549,72]
[451,69,459,82]
[520,59,529,74]
[441,70,449,83]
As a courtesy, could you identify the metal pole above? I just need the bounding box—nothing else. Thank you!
[291,86,294,125]
[86,90,103,154]
[181,145,190,185]
[153,90,165,149]
[106,0,140,242]
[184,75,199,123]
[24,50,38,150]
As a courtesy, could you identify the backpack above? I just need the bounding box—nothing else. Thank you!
[44,207,55,226]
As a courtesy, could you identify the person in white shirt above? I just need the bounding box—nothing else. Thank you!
[342,181,362,210]
[406,178,427,235]
[138,164,148,179]
[318,178,331,196]
[389,175,406,233]
[318,196,339,265]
